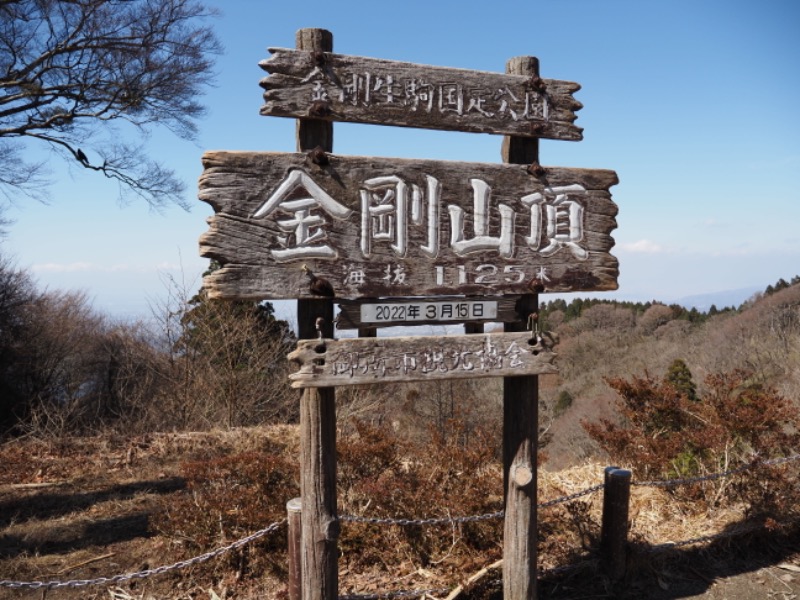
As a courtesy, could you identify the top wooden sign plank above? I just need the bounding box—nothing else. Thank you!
[260,48,583,141]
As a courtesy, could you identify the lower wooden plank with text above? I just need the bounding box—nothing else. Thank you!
[287,330,558,388]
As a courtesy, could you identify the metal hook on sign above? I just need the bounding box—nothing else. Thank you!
[313,317,328,357]
[527,313,541,334]
[527,313,543,346]
[315,317,325,340]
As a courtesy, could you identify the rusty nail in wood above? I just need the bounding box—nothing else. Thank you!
[529,279,545,293]
[308,146,329,166]
[529,75,547,92]
[530,122,545,135]
[527,162,547,178]
[313,51,326,66]
[308,100,330,118]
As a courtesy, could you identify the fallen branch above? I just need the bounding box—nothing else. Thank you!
[444,559,502,600]
[1,482,68,491]
[55,552,116,575]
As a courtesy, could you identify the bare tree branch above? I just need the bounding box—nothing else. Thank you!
[0,0,220,208]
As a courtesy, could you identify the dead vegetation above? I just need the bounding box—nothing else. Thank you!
[538,282,800,470]
[1,275,799,598]
[0,421,798,600]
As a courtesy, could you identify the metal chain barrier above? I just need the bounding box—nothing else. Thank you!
[341,482,606,527]
[340,510,504,527]
[1,454,797,593]
[339,588,451,600]
[537,482,605,508]
[0,519,286,591]
[633,454,800,489]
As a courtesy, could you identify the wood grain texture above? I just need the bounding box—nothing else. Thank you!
[260,48,583,141]
[198,151,618,299]
[294,28,338,600]
[287,330,558,388]
[502,55,539,600]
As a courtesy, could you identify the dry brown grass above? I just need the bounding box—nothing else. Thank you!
[0,427,797,600]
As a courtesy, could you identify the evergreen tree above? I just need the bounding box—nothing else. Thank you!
[665,359,698,402]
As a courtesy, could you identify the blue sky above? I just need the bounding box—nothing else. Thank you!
[2,0,799,321]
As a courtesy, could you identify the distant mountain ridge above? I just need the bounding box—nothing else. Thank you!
[672,286,762,312]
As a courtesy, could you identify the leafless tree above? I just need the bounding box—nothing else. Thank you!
[0,253,40,432]
[150,271,298,430]
[0,0,220,207]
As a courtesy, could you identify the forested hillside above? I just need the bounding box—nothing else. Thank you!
[2,246,798,459]
[537,276,800,468]
[1,262,798,598]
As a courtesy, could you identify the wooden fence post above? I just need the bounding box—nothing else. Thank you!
[600,467,631,581]
[287,497,302,600]
[295,27,338,600]
[502,55,540,600]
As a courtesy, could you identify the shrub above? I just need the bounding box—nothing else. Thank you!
[337,418,504,573]
[553,390,574,417]
[152,450,299,577]
[583,368,800,517]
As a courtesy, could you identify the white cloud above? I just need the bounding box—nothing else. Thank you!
[32,262,96,273]
[31,262,184,274]
[618,239,664,254]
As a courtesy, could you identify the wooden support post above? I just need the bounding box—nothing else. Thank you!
[502,55,541,600]
[357,326,377,338]
[295,27,338,600]
[600,467,632,581]
[464,322,484,334]
[295,28,333,154]
[287,497,302,600]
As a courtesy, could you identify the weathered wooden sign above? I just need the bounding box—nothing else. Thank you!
[260,48,583,141]
[287,330,558,388]
[199,151,618,300]
[336,296,520,330]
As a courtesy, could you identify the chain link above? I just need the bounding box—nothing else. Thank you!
[340,510,504,527]
[538,483,605,508]
[633,454,800,489]
[0,520,286,591]
[339,587,451,600]
[341,483,605,528]
[762,454,800,467]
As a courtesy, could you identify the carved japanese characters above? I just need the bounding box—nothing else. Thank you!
[199,151,618,300]
[287,331,559,388]
[260,49,583,141]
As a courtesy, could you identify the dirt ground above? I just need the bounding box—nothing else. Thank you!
[0,429,797,600]
[448,525,800,599]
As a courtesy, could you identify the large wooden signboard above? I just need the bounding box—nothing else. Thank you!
[200,27,623,600]
[288,330,557,388]
[260,49,583,141]
[199,151,618,300]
